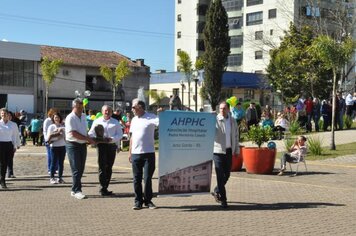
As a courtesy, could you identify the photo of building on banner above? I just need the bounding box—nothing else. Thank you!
[158,111,215,196]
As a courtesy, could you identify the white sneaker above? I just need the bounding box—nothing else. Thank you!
[70,191,75,196]
[74,192,86,200]
[50,178,56,184]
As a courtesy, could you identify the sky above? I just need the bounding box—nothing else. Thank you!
[0,0,175,72]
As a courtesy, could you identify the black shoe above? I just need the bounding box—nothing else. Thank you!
[132,203,142,210]
[100,189,113,196]
[221,201,228,208]
[144,201,157,209]
[0,182,7,189]
[211,192,221,203]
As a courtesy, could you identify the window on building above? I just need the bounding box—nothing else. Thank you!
[177,14,181,22]
[255,31,263,40]
[197,22,206,33]
[230,35,243,48]
[177,31,181,38]
[268,9,277,18]
[177,49,181,54]
[304,6,321,17]
[178,0,181,4]
[270,29,273,35]
[244,89,255,100]
[0,58,34,87]
[228,17,243,30]
[255,51,263,59]
[222,0,243,12]
[197,4,208,15]
[228,54,243,67]
[173,88,179,96]
[255,70,263,74]
[246,0,263,7]
[197,39,205,51]
[246,11,263,26]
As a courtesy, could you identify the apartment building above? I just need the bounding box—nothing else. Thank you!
[174,0,355,91]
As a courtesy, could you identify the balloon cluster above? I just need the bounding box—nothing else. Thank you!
[226,96,238,108]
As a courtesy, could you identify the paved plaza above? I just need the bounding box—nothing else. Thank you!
[1,129,356,235]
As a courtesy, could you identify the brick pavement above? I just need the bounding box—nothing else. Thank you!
[1,129,355,235]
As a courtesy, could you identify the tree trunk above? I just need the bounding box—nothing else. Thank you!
[45,86,49,114]
[113,86,116,111]
[330,71,336,150]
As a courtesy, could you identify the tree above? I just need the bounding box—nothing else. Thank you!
[310,35,355,150]
[146,90,167,112]
[100,60,131,110]
[202,0,230,111]
[267,23,332,102]
[177,51,205,110]
[40,57,63,113]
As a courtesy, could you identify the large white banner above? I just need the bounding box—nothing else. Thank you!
[158,111,215,195]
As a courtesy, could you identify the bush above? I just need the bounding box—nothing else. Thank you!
[289,120,301,135]
[283,137,295,151]
[343,115,353,129]
[247,126,274,148]
[307,136,323,155]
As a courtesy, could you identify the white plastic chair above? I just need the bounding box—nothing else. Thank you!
[288,154,307,176]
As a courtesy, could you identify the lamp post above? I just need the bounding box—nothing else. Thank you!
[192,71,199,112]
[180,79,185,109]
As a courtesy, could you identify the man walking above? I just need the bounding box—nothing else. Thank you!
[89,105,123,196]
[65,98,95,200]
[129,99,160,210]
[212,101,240,208]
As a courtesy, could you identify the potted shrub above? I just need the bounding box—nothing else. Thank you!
[243,126,276,174]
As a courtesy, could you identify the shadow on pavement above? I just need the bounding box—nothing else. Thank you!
[160,202,345,212]
[86,192,135,199]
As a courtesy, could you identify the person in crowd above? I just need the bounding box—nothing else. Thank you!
[245,102,259,130]
[337,93,346,130]
[273,112,289,140]
[88,105,123,196]
[123,112,132,140]
[0,108,20,189]
[43,108,59,174]
[345,93,354,118]
[321,100,330,131]
[29,115,41,146]
[261,113,274,129]
[19,110,27,146]
[86,109,95,130]
[47,112,66,184]
[304,97,313,132]
[278,135,307,176]
[312,98,321,132]
[7,111,21,178]
[211,101,239,208]
[65,98,95,200]
[129,99,161,210]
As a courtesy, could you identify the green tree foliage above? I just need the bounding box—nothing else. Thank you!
[177,50,193,109]
[100,60,131,110]
[40,57,63,112]
[267,23,332,103]
[310,35,355,150]
[202,0,230,111]
[146,90,167,111]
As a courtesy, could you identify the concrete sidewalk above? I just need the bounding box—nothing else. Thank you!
[2,129,356,235]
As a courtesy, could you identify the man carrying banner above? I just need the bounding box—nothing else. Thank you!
[129,99,161,210]
[212,101,240,208]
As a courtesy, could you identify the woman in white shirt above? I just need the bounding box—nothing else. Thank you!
[47,112,66,184]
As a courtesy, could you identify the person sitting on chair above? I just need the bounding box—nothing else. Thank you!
[278,135,307,176]
[273,112,289,140]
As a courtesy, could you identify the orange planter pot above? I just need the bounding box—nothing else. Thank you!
[242,147,276,174]
[231,146,244,172]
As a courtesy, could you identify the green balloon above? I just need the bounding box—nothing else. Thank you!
[83,98,89,106]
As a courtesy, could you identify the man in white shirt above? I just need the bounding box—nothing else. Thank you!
[129,99,160,210]
[88,105,123,196]
[65,98,95,199]
[212,101,240,208]
[0,108,19,189]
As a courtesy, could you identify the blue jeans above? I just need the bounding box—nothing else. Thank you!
[131,153,155,205]
[66,142,87,193]
[46,143,58,172]
[50,146,66,178]
[213,148,232,202]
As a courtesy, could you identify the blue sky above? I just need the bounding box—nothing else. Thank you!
[0,0,175,72]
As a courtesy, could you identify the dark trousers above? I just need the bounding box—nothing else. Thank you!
[213,148,232,202]
[97,143,117,190]
[50,146,66,178]
[66,142,87,193]
[131,153,155,205]
[31,132,39,145]
[7,149,15,177]
[0,142,13,186]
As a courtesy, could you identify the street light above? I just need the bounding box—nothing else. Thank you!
[192,71,200,112]
[180,79,185,109]
[74,90,91,113]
